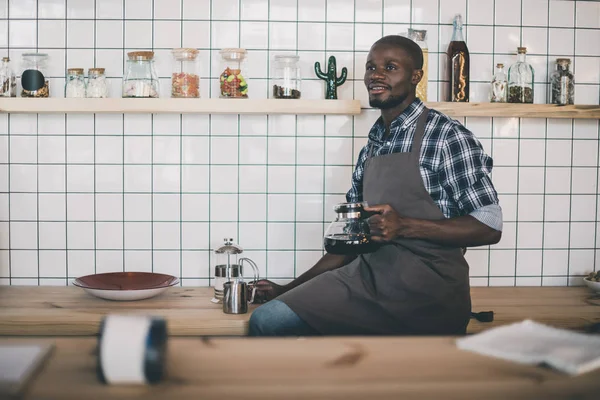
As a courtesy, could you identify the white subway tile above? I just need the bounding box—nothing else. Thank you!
[181,136,209,164]
[183,0,210,19]
[96,222,124,249]
[545,167,571,194]
[211,21,239,48]
[154,0,181,20]
[95,165,122,193]
[545,140,572,166]
[412,0,438,24]
[95,193,123,221]
[295,194,323,222]
[124,193,152,221]
[296,222,323,249]
[356,0,382,23]
[239,137,267,164]
[266,250,294,277]
[268,115,296,136]
[544,195,570,221]
[466,26,493,54]
[518,167,545,194]
[517,194,544,222]
[570,195,596,221]
[66,222,94,249]
[576,1,600,29]
[210,193,238,221]
[516,249,543,276]
[549,28,574,55]
[9,193,35,221]
[96,136,123,164]
[267,193,295,221]
[67,0,94,19]
[181,223,209,251]
[239,193,267,221]
[10,136,36,163]
[326,0,354,22]
[324,137,352,165]
[573,84,599,104]
[124,137,152,165]
[489,249,516,276]
[240,21,269,49]
[39,251,66,277]
[324,165,351,193]
[519,139,546,166]
[38,165,66,193]
[522,27,548,55]
[182,21,210,49]
[267,137,295,164]
[125,0,152,19]
[181,193,209,221]
[495,0,521,25]
[239,165,266,192]
[267,165,295,192]
[96,0,123,19]
[153,137,180,164]
[270,0,297,21]
[573,120,599,140]
[239,222,267,248]
[494,26,521,54]
[295,250,323,276]
[267,222,294,249]
[543,222,569,248]
[297,23,325,51]
[9,0,36,18]
[492,138,519,165]
[153,193,181,220]
[517,222,543,248]
[547,119,572,138]
[572,141,598,167]
[66,20,94,48]
[10,165,37,192]
[549,0,574,27]
[125,21,153,48]
[326,23,354,51]
[570,222,595,248]
[571,167,597,194]
[298,0,325,21]
[38,20,66,49]
[0,194,7,221]
[38,194,65,221]
[10,251,38,277]
[124,222,151,249]
[181,250,209,277]
[181,165,209,192]
[96,21,124,49]
[574,57,600,85]
[96,251,124,273]
[66,165,93,193]
[68,251,95,278]
[354,23,382,52]
[10,222,37,249]
[67,114,94,135]
[153,165,180,192]
[212,0,239,20]
[9,21,36,48]
[211,115,239,135]
[153,222,180,249]
[296,165,323,193]
[153,20,182,49]
[569,249,594,276]
[522,0,549,27]
[124,251,153,272]
[210,137,238,164]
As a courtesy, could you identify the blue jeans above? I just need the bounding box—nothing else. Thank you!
[248,300,319,336]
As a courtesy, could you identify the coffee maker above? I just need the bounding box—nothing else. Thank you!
[212,238,259,303]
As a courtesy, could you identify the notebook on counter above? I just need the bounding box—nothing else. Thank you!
[456,320,600,375]
[0,343,54,397]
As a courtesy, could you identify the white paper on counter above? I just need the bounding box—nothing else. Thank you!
[456,320,600,375]
[0,343,54,396]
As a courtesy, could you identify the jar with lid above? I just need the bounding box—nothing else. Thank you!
[550,58,574,105]
[408,28,428,101]
[171,48,200,98]
[219,48,248,98]
[490,63,507,103]
[122,51,159,98]
[272,55,301,99]
[0,57,16,97]
[21,53,49,97]
[86,68,108,98]
[65,68,86,98]
[508,47,534,103]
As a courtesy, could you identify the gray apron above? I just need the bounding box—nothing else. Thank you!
[278,108,471,335]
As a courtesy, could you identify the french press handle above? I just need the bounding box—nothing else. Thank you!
[239,257,259,303]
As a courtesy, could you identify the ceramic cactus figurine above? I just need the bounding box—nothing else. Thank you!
[314,56,347,99]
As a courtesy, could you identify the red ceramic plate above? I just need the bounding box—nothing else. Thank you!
[72,272,179,291]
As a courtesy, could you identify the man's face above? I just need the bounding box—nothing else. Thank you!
[364,44,421,109]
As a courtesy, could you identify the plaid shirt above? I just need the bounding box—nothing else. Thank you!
[347,99,499,219]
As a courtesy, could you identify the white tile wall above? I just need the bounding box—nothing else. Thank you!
[0,0,598,287]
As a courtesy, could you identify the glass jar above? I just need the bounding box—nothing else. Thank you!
[219,48,248,98]
[86,68,108,98]
[408,28,428,101]
[171,48,200,98]
[508,47,534,104]
[0,57,16,97]
[65,68,86,98]
[550,58,574,105]
[122,51,159,98]
[490,63,507,103]
[272,54,301,99]
[21,53,49,97]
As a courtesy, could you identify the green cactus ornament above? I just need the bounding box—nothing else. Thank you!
[314,56,347,100]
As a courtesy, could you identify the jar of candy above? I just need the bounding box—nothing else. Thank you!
[86,68,108,98]
[171,48,200,98]
[65,68,86,98]
[0,57,16,97]
[21,53,50,97]
[219,48,248,98]
[550,58,574,105]
[122,51,159,98]
[272,54,301,99]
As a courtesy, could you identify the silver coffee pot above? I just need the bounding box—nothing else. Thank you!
[212,238,259,304]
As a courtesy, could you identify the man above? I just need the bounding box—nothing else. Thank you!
[248,35,502,336]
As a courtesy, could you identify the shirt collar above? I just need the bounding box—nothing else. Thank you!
[368,98,425,143]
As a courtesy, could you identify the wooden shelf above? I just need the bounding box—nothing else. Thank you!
[0,98,361,115]
[0,99,597,119]
[426,102,600,119]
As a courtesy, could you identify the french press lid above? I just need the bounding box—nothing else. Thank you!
[215,238,243,254]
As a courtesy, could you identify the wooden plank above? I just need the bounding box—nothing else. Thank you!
[426,102,600,119]
[10,337,600,399]
[0,98,361,115]
[1,286,598,337]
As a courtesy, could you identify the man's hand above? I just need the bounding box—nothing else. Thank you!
[364,204,410,242]
[251,279,287,304]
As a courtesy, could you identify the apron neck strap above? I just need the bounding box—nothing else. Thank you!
[410,107,429,156]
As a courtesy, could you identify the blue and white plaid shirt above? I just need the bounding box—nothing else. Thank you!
[347,99,501,228]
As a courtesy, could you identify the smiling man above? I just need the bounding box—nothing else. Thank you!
[248,35,503,336]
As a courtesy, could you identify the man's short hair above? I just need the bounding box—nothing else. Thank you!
[372,35,424,70]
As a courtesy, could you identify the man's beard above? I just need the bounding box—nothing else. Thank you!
[369,93,408,109]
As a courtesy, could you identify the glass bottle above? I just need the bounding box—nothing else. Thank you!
[408,29,428,101]
[21,53,49,97]
[550,58,574,105]
[219,48,248,98]
[490,63,507,103]
[0,57,16,97]
[508,47,534,104]
[446,14,469,102]
[65,68,86,98]
[122,51,159,98]
[86,68,108,98]
[171,48,200,98]
[272,54,301,99]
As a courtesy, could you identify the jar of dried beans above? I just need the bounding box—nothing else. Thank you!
[171,48,200,98]
[21,53,50,98]
[272,54,301,99]
[219,48,248,98]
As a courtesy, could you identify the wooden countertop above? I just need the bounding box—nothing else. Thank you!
[1,286,599,337]
[6,336,600,400]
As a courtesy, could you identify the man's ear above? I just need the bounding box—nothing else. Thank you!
[412,69,423,85]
